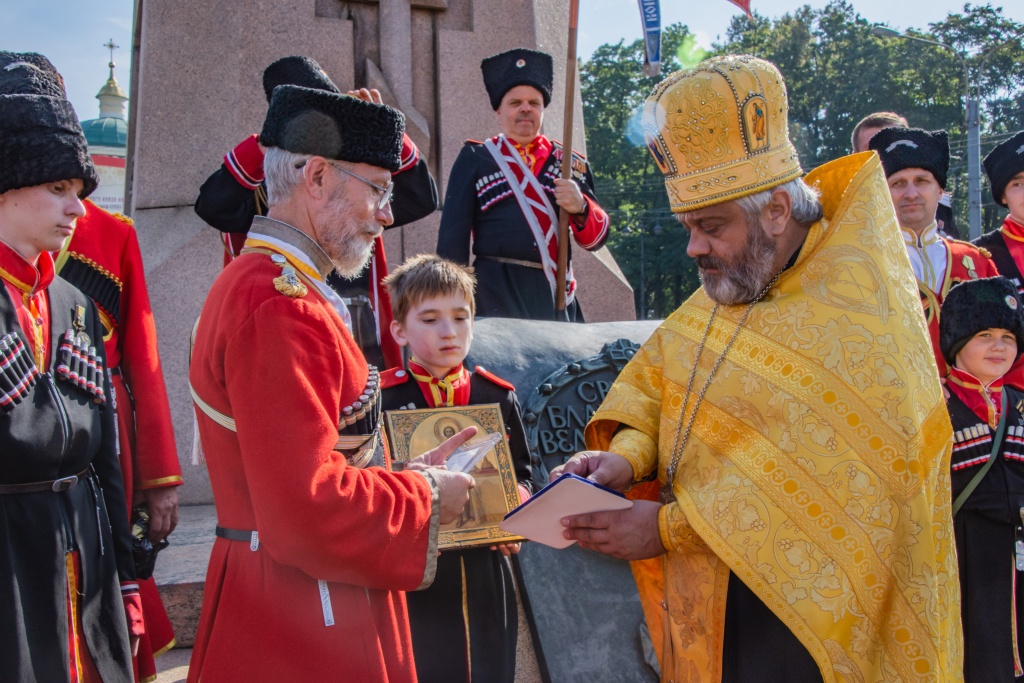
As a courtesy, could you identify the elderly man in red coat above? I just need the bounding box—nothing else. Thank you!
[187,85,475,681]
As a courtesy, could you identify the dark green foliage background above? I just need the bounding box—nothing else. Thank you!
[581,2,1024,318]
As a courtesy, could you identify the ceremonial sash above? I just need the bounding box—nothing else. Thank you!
[483,135,576,305]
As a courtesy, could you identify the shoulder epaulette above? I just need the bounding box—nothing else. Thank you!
[550,139,588,161]
[381,367,411,389]
[60,252,123,324]
[111,212,134,227]
[946,237,992,259]
[474,365,515,392]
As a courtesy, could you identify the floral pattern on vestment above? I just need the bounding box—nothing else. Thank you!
[588,152,962,683]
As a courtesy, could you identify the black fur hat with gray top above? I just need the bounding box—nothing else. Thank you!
[983,130,1024,207]
[481,48,553,110]
[259,85,405,172]
[869,127,950,189]
[262,56,339,103]
[939,276,1024,365]
[0,54,97,198]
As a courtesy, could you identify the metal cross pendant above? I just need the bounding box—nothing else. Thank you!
[659,483,676,505]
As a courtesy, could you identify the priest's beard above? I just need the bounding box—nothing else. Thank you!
[316,188,381,279]
[697,219,778,305]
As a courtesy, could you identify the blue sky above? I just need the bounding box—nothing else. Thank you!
[2,0,1021,121]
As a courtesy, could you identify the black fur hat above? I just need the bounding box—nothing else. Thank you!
[0,59,64,98]
[259,85,405,172]
[984,130,1024,207]
[0,51,65,94]
[0,57,98,198]
[939,277,1024,365]
[263,56,339,103]
[869,127,950,189]
[481,48,552,110]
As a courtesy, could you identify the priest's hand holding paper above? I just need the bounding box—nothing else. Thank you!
[560,499,665,561]
[549,450,634,491]
[551,450,664,561]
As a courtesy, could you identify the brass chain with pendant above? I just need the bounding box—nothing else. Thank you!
[659,271,782,504]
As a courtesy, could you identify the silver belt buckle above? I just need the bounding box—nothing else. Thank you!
[51,475,78,492]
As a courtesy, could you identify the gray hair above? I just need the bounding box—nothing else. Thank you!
[263,147,313,206]
[733,177,823,229]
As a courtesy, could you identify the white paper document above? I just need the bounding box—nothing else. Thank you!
[498,474,633,549]
[445,432,504,473]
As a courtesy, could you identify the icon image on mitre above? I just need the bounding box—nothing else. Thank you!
[742,95,770,153]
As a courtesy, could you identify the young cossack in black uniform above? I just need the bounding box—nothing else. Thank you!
[0,52,139,683]
[940,277,1024,682]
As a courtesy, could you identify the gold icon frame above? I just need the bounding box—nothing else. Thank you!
[385,404,526,550]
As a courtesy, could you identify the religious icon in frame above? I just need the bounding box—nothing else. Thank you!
[385,404,525,550]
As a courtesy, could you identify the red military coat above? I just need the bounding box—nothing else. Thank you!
[187,217,439,682]
[58,201,181,681]
[919,237,1000,376]
[59,201,183,495]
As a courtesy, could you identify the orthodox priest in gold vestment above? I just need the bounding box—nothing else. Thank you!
[554,55,962,683]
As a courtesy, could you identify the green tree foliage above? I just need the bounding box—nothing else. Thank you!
[583,3,1024,319]
[582,23,704,319]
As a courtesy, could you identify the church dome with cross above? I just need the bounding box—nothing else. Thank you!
[80,40,129,212]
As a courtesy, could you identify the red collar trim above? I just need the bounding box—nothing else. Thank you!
[1003,217,1024,243]
[948,366,1004,427]
[506,135,551,174]
[407,359,471,408]
[0,240,55,295]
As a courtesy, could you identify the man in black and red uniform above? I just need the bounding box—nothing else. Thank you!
[194,56,438,368]
[436,48,610,322]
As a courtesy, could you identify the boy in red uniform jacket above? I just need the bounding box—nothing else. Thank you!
[380,254,533,683]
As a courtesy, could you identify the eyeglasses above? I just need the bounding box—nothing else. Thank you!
[295,159,394,210]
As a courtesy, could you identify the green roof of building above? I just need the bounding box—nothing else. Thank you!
[81,116,127,149]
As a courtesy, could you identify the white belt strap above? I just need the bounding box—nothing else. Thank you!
[190,382,237,431]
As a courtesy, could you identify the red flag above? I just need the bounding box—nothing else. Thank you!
[727,0,753,18]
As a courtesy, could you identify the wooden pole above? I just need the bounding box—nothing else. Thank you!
[554,0,580,315]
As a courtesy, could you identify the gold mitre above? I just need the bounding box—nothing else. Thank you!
[641,54,803,212]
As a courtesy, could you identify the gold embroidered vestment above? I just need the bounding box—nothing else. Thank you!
[586,153,962,683]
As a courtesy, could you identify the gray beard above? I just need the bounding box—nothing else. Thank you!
[697,220,779,305]
[317,187,378,279]
[331,237,374,279]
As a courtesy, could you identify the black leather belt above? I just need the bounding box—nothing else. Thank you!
[475,255,544,270]
[216,525,260,550]
[340,295,372,307]
[0,467,91,494]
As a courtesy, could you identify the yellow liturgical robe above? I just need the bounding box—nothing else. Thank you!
[586,153,962,683]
